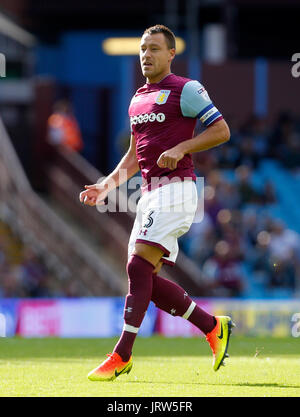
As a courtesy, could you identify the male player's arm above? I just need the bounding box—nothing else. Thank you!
[157,81,230,170]
[157,119,230,170]
[79,134,139,206]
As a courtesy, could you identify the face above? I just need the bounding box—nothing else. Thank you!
[140,32,175,83]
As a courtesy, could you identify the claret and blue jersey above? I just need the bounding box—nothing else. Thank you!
[128,73,223,192]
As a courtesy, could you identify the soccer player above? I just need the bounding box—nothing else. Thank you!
[79,24,235,381]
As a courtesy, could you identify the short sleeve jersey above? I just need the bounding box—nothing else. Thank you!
[128,73,223,192]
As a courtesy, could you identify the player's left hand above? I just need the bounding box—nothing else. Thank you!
[157,147,185,170]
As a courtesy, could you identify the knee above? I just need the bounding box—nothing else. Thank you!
[126,255,138,277]
[126,254,155,280]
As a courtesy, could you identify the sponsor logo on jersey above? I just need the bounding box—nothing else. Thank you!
[197,87,205,95]
[155,90,171,105]
[130,112,166,125]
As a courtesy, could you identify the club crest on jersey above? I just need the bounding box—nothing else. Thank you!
[155,90,171,105]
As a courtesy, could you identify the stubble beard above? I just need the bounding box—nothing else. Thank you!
[143,66,167,83]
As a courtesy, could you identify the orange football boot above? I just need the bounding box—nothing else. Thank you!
[87,352,133,381]
[206,316,235,371]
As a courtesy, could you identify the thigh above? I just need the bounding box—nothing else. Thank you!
[129,181,198,265]
[138,182,198,253]
[133,242,164,268]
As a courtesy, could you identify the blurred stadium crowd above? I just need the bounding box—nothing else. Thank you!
[0,220,80,298]
[181,111,300,298]
[1,111,300,299]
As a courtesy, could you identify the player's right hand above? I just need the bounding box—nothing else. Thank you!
[79,183,108,206]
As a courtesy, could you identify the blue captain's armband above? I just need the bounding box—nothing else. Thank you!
[180,80,223,127]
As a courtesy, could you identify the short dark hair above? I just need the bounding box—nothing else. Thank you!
[143,24,176,50]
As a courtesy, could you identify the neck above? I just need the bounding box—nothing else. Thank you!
[146,71,172,84]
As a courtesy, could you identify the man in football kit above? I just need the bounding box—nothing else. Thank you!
[79,24,234,381]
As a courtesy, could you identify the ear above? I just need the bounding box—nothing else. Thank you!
[169,48,176,63]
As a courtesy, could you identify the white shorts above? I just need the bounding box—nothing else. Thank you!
[128,180,198,266]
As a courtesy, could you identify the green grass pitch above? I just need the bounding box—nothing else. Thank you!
[0,336,299,397]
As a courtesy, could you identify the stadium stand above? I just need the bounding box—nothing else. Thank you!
[0,117,126,296]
